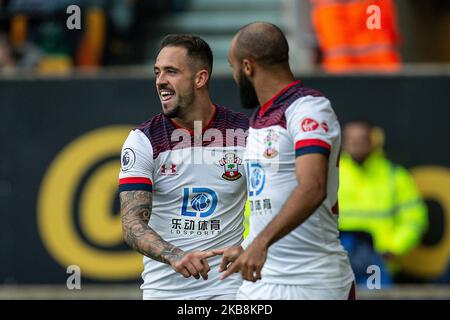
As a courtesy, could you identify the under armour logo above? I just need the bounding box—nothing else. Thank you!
[161,164,177,175]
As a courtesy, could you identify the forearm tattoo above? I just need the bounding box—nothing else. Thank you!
[120,191,184,265]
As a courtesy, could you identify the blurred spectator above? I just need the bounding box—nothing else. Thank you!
[35,20,73,73]
[75,4,106,68]
[243,200,250,239]
[0,0,183,70]
[0,0,80,73]
[338,121,428,286]
[0,34,16,72]
[310,0,401,73]
[0,0,108,72]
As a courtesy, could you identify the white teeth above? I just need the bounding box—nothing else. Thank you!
[160,90,174,101]
[160,90,174,97]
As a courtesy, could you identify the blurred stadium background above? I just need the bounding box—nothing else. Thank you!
[0,0,449,299]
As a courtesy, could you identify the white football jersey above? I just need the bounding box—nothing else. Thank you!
[244,81,354,288]
[119,105,249,299]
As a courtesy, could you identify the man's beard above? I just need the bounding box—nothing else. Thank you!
[238,69,259,109]
[164,104,182,118]
[162,86,195,119]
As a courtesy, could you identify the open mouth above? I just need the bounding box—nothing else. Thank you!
[160,89,175,102]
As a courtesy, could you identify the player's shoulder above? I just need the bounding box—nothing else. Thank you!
[214,104,249,131]
[130,113,176,159]
[285,85,328,109]
[135,113,166,135]
[284,86,335,119]
[133,113,173,144]
[288,84,325,102]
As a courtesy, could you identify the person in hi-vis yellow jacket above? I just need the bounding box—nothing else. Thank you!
[338,121,428,283]
[243,200,250,239]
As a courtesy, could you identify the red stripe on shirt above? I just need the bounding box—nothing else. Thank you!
[259,80,301,117]
[295,139,331,150]
[119,177,152,185]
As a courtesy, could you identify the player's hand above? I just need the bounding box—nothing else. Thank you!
[219,242,267,282]
[170,251,216,280]
[210,245,244,272]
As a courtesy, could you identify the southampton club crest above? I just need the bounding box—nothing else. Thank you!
[263,129,279,159]
[219,152,242,181]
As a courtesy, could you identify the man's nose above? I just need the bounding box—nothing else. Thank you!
[156,72,168,86]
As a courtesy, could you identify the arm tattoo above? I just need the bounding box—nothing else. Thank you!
[120,190,184,265]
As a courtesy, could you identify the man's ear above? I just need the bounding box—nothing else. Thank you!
[195,69,210,89]
[242,58,254,77]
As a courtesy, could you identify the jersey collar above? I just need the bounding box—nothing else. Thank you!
[167,104,218,136]
[258,80,301,117]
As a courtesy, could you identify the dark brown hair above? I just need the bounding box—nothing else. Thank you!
[160,34,213,75]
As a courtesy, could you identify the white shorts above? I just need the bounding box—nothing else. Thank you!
[143,293,236,300]
[236,281,355,300]
[187,294,237,300]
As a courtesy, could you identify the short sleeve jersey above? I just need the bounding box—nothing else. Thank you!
[119,105,249,299]
[244,81,354,288]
